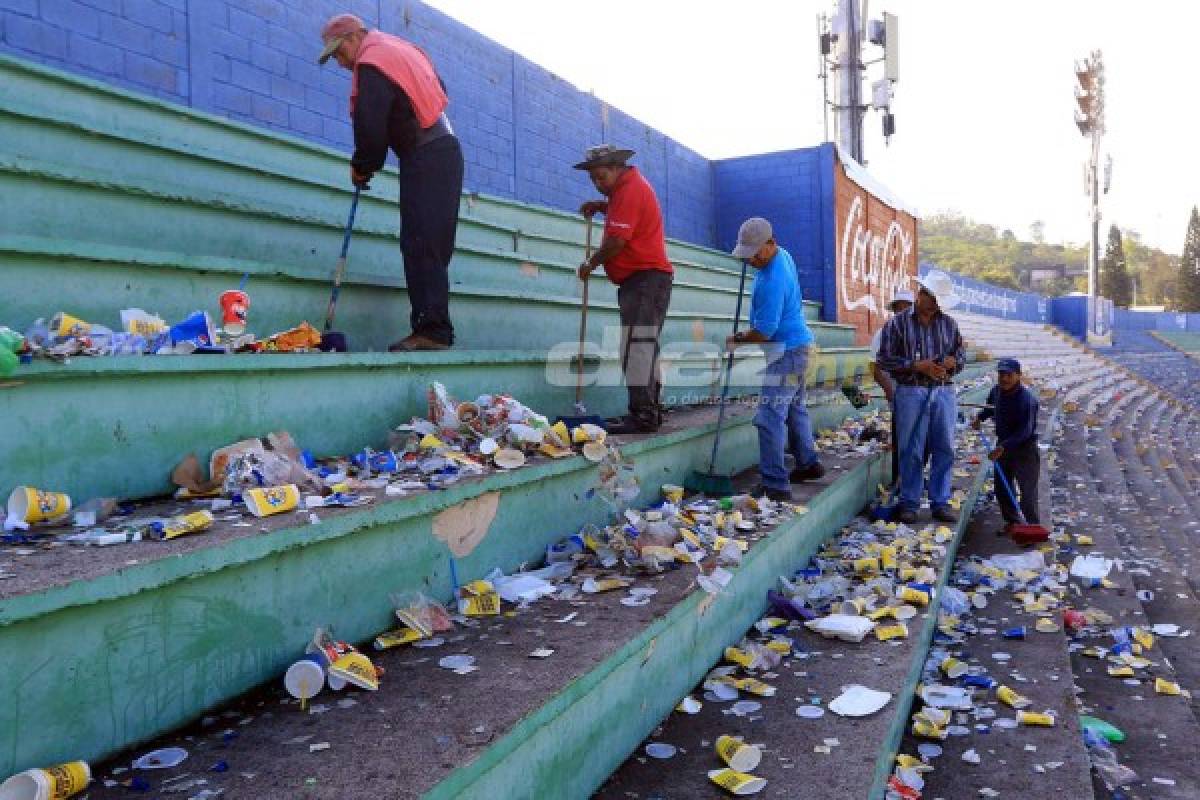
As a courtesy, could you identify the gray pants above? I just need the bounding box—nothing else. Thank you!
[996,440,1040,525]
[617,269,673,426]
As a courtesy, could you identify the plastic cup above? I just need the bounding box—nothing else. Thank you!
[243,485,300,518]
[898,586,930,606]
[7,487,71,524]
[1016,710,1055,726]
[940,657,968,679]
[168,310,216,347]
[996,685,1030,709]
[715,735,762,772]
[662,484,684,504]
[1002,626,1027,640]
[284,659,325,701]
[854,557,880,575]
[218,290,249,335]
[0,762,91,800]
[49,312,91,338]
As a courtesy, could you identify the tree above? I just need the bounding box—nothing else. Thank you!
[1029,220,1046,244]
[1177,207,1200,311]
[1100,224,1133,306]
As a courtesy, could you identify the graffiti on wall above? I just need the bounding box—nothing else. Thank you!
[835,166,918,345]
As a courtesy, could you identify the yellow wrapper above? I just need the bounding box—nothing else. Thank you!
[724,647,755,669]
[1133,628,1155,650]
[912,719,947,739]
[732,677,777,697]
[854,557,880,575]
[328,652,379,691]
[1155,678,1182,696]
[157,510,215,541]
[940,657,968,679]
[244,485,300,518]
[373,627,424,650]
[459,591,500,616]
[898,586,929,606]
[1107,666,1134,678]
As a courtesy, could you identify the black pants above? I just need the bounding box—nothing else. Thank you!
[399,135,463,344]
[616,269,673,426]
[996,440,1040,524]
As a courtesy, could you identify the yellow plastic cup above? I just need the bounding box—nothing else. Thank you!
[854,557,880,575]
[0,761,91,800]
[940,657,968,679]
[7,487,71,524]
[50,312,91,338]
[1017,710,1055,726]
[662,484,684,505]
[875,622,909,641]
[707,768,767,796]
[1155,678,1182,696]
[715,735,762,772]
[997,685,1031,709]
[911,718,947,740]
[880,546,898,571]
[898,586,929,606]
[243,484,300,517]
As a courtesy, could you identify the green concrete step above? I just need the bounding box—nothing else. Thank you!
[0,401,866,781]
[1,347,872,503]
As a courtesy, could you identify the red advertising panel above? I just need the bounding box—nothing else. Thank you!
[834,155,919,345]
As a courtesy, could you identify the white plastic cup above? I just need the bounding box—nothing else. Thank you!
[284,659,325,700]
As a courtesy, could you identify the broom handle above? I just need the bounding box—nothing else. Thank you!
[325,186,361,332]
[706,259,749,474]
[991,455,1028,525]
[577,217,592,407]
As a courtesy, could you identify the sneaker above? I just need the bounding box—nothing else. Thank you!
[790,461,826,483]
[932,506,958,524]
[895,508,918,524]
[388,334,450,352]
[751,484,794,503]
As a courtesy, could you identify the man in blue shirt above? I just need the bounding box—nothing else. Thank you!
[727,217,823,502]
[876,272,965,524]
[972,358,1041,529]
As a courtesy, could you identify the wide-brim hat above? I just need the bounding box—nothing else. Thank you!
[914,271,960,310]
[573,144,635,170]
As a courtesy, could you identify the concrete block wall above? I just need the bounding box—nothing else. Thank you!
[0,0,715,246]
[713,145,833,313]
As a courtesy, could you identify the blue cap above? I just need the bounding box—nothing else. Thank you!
[997,358,1021,373]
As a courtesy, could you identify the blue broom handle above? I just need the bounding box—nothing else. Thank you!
[706,259,749,474]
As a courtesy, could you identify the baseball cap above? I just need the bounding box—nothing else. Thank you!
[888,288,915,311]
[997,357,1021,374]
[731,217,773,259]
[318,13,366,64]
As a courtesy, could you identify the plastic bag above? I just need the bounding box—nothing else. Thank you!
[939,586,970,616]
[389,591,455,637]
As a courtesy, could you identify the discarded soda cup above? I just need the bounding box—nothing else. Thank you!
[1002,626,1027,640]
[707,768,767,796]
[0,761,91,800]
[715,735,762,772]
[1154,678,1183,696]
[6,487,71,525]
[50,312,92,338]
[897,586,930,606]
[940,657,968,679]
[661,484,684,504]
[244,485,300,517]
[1016,710,1055,727]
[168,310,216,348]
[961,674,997,689]
[996,685,1031,709]
[218,289,250,335]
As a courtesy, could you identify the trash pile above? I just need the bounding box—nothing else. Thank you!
[1,383,606,549]
[11,301,338,363]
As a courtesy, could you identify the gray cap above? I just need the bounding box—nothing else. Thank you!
[732,217,773,259]
[573,144,635,170]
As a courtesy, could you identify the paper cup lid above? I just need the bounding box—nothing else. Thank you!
[828,685,892,717]
[644,742,677,759]
[479,437,499,455]
[493,448,525,469]
[795,704,825,719]
[132,747,189,770]
[284,659,325,700]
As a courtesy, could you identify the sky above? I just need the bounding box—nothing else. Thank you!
[425,0,1198,255]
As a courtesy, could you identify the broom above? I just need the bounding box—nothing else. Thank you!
[993,458,1049,545]
[684,259,750,497]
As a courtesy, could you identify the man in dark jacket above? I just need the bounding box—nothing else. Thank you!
[319,13,463,351]
[972,358,1041,529]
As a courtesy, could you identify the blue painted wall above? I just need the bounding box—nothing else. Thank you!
[713,144,837,320]
[918,264,1050,324]
[1114,308,1200,332]
[0,0,716,246]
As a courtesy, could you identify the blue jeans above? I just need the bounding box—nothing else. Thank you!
[894,385,956,511]
[754,346,818,491]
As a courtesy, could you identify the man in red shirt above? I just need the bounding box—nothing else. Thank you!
[576,145,675,434]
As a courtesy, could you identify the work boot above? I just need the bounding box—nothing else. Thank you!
[895,508,918,524]
[388,334,449,352]
[751,484,794,503]
[790,461,826,483]
[932,505,958,524]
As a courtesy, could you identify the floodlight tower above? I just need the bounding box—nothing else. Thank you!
[1075,51,1107,338]
[819,1,898,165]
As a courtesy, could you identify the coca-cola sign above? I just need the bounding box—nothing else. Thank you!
[835,164,918,344]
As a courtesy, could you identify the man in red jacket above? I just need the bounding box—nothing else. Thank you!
[319,14,463,351]
[576,145,675,434]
